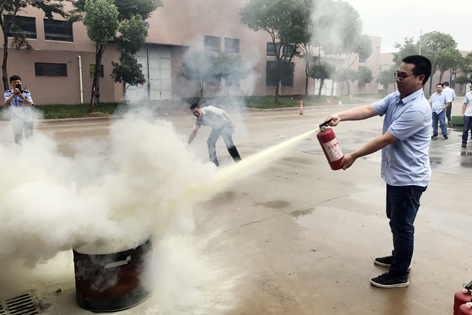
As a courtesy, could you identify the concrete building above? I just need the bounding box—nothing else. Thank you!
[0,0,384,105]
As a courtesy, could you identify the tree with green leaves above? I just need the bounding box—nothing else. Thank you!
[71,0,162,21]
[212,52,249,91]
[336,68,357,95]
[182,51,249,98]
[312,0,371,96]
[71,0,161,110]
[182,51,215,98]
[356,65,372,93]
[455,75,471,93]
[420,31,457,93]
[240,0,311,104]
[82,0,119,111]
[309,61,334,97]
[111,15,148,97]
[435,47,463,83]
[376,65,396,94]
[462,52,472,76]
[0,0,66,91]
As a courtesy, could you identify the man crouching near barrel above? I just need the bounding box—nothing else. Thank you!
[325,55,432,289]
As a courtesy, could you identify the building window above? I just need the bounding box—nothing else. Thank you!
[5,16,36,39]
[35,63,67,77]
[90,64,104,78]
[225,38,240,54]
[204,35,220,52]
[44,19,73,42]
[266,61,294,87]
[266,42,295,58]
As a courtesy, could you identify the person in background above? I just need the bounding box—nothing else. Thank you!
[442,82,456,126]
[461,85,472,148]
[3,75,34,145]
[188,103,241,167]
[325,55,432,289]
[429,83,451,139]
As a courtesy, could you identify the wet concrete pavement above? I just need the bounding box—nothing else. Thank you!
[0,98,471,315]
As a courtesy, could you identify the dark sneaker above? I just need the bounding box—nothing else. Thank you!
[462,143,467,148]
[443,135,448,139]
[370,272,409,288]
[374,256,392,267]
[374,256,411,270]
[431,134,438,139]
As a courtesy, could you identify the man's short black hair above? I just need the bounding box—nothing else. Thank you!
[402,55,431,86]
[436,83,443,87]
[189,103,200,111]
[9,75,21,82]
[443,81,450,86]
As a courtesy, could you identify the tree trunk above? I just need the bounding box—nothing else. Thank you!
[90,43,104,112]
[274,81,280,105]
[2,33,9,91]
[428,74,434,94]
[439,71,444,83]
[318,78,324,97]
[346,81,350,95]
[305,58,309,95]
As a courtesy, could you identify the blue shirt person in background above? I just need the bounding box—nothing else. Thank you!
[443,81,456,126]
[429,83,451,139]
[325,55,432,289]
[3,75,34,145]
[461,86,472,148]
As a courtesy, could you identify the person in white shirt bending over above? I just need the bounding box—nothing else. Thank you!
[188,103,241,167]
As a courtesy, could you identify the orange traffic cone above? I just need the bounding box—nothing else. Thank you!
[299,100,303,115]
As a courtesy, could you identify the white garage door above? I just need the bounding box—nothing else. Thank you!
[125,45,172,103]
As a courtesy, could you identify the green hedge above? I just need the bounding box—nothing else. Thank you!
[35,103,121,119]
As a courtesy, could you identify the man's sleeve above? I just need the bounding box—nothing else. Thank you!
[193,119,201,131]
[25,92,34,105]
[4,90,11,101]
[372,93,395,116]
[445,94,452,103]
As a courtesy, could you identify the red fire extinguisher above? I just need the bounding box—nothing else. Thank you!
[454,281,472,315]
[459,303,472,315]
[317,119,344,171]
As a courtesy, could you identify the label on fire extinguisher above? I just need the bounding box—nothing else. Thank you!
[323,138,343,162]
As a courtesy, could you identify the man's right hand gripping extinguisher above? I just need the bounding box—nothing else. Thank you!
[454,281,472,315]
[317,119,344,171]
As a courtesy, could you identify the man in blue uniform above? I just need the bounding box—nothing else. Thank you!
[325,55,432,288]
[3,75,34,144]
[429,83,451,139]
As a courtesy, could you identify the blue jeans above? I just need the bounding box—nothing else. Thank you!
[207,123,241,166]
[432,111,447,136]
[462,116,472,144]
[386,184,427,282]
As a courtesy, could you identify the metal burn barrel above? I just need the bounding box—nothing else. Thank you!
[73,238,152,312]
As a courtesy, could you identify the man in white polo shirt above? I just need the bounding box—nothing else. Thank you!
[443,81,456,126]
[188,103,241,166]
[325,55,432,289]
[461,85,472,148]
